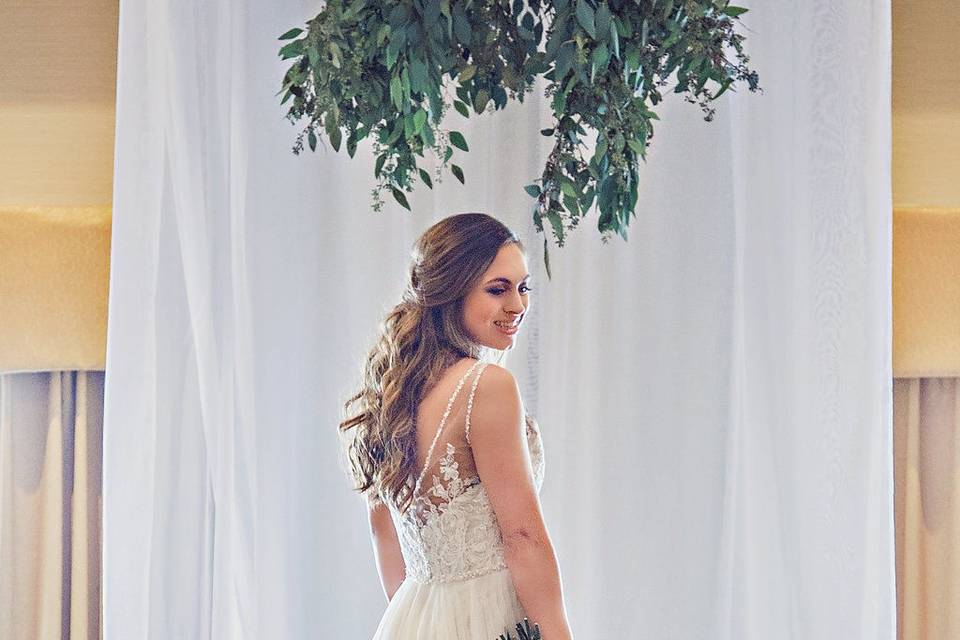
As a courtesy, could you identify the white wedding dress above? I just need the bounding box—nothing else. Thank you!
[371,360,546,640]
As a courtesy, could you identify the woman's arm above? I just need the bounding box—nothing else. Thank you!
[367,497,406,602]
[470,365,573,640]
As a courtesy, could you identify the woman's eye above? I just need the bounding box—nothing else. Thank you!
[487,285,532,295]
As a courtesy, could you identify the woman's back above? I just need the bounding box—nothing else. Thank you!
[371,358,546,638]
[411,357,482,482]
[412,358,543,487]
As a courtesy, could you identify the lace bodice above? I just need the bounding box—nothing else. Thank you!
[388,361,545,584]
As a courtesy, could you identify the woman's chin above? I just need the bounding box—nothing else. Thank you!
[492,333,517,349]
[478,334,516,351]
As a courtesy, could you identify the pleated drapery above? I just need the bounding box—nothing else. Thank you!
[0,371,103,640]
[895,377,960,640]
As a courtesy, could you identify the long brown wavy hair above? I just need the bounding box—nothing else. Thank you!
[339,213,524,513]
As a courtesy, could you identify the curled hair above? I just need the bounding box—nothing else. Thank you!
[339,213,524,513]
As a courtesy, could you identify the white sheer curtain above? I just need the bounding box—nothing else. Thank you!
[105,0,893,638]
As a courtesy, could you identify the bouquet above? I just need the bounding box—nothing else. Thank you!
[498,619,541,640]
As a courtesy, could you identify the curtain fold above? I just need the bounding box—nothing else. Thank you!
[895,377,960,640]
[105,0,893,637]
[0,371,103,640]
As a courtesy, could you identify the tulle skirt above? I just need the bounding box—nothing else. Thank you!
[371,567,526,640]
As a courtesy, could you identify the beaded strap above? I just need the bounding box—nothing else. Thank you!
[464,363,488,445]
[414,359,483,494]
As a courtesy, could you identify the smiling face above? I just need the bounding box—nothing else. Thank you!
[461,242,532,350]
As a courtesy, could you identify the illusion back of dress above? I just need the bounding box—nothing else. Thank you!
[387,359,545,584]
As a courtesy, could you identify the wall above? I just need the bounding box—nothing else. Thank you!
[0,1,119,205]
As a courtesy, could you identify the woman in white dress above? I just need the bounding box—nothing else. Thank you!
[339,213,573,640]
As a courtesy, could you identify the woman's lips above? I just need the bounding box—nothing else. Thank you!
[495,322,519,335]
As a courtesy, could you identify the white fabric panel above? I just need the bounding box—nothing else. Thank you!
[105,0,893,638]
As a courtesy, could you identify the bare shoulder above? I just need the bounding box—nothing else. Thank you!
[476,362,520,398]
[470,363,524,438]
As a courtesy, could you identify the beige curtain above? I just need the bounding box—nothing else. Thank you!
[895,377,960,640]
[0,371,103,640]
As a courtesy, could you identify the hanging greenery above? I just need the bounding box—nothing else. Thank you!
[277,0,759,275]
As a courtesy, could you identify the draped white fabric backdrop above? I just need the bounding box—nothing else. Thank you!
[104,0,893,637]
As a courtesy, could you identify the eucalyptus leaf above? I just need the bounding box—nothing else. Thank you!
[329,42,342,69]
[386,40,400,69]
[482,84,498,108]
[723,5,749,17]
[542,237,552,280]
[278,40,304,59]
[554,41,575,80]
[419,167,434,189]
[575,0,596,38]
[563,193,580,216]
[278,27,303,40]
[545,208,565,244]
[473,89,490,113]
[459,65,477,82]
[410,58,428,92]
[392,188,411,211]
[390,75,403,110]
[421,123,436,146]
[595,3,611,40]
[591,43,609,73]
[453,4,472,44]
[449,131,469,151]
[386,119,404,145]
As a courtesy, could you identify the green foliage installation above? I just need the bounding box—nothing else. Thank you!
[278,0,759,271]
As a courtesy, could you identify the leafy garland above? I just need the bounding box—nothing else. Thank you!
[278,0,759,275]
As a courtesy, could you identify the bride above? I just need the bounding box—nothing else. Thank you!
[339,213,573,639]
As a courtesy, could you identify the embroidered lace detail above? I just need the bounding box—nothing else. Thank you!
[413,360,482,496]
[392,417,545,584]
[526,415,545,492]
